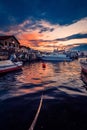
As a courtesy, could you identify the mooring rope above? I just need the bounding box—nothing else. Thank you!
[28,94,43,130]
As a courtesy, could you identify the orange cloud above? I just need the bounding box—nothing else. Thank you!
[0,18,87,51]
[17,32,44,48]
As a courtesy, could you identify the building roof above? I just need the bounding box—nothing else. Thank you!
[0,35,20,44]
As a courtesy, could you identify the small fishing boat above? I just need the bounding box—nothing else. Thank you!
[0,60,23,74]
[80,59,87,73]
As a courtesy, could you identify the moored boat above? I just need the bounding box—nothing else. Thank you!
[40,53,72,62]
[81,71,87,85]
[80,59,87,73]
[0,60,23,74]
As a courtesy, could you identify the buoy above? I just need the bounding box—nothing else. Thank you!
[42,62,46,68]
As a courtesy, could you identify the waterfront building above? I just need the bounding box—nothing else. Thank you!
[0,35,20,60]
[19,46,30,53]
[0,35,20,52]
[0,35,39,61]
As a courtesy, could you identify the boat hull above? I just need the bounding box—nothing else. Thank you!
[0,65,22,74]
[81,71,87,85]
[41,57,72,62]
[0,60,22,74]
[80,60,87,74]
[39,53,72,62]
[81,67,87,74]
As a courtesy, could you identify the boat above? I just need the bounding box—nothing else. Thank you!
[81,71,87,85]
[0,60,23,74]
[39,52,72,62]
[80,59,87,73]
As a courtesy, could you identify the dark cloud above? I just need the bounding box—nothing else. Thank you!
[0,0,87,29]
[66,33,87,40]
[39,27,54,33]
[43,45,59,48]
[71,43,87,51]
[55,33,87,42]
[30,39,54,43]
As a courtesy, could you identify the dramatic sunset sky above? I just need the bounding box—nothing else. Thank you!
[0,0,87,51]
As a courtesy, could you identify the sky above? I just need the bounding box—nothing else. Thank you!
[0,0,87,51]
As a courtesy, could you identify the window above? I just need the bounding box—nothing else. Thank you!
[5,41,7,46]
[12,39,15,43]
[9,43,11,46]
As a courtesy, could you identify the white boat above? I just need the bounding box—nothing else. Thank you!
[0,60,23,74]
[40,53,72,62]
[80,59,87,73]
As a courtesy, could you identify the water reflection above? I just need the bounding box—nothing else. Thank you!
[0,60,86,100]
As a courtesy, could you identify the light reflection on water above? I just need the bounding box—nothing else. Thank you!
[0,60,86,100]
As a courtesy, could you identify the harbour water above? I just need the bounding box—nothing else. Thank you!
[0,59,87,130]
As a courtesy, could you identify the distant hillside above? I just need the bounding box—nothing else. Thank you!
[71,44,87,51]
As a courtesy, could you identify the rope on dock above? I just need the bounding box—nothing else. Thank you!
[28,95,43,130]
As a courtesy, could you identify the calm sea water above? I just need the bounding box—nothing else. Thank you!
[0,59,87,130]
[0,59,86,100]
